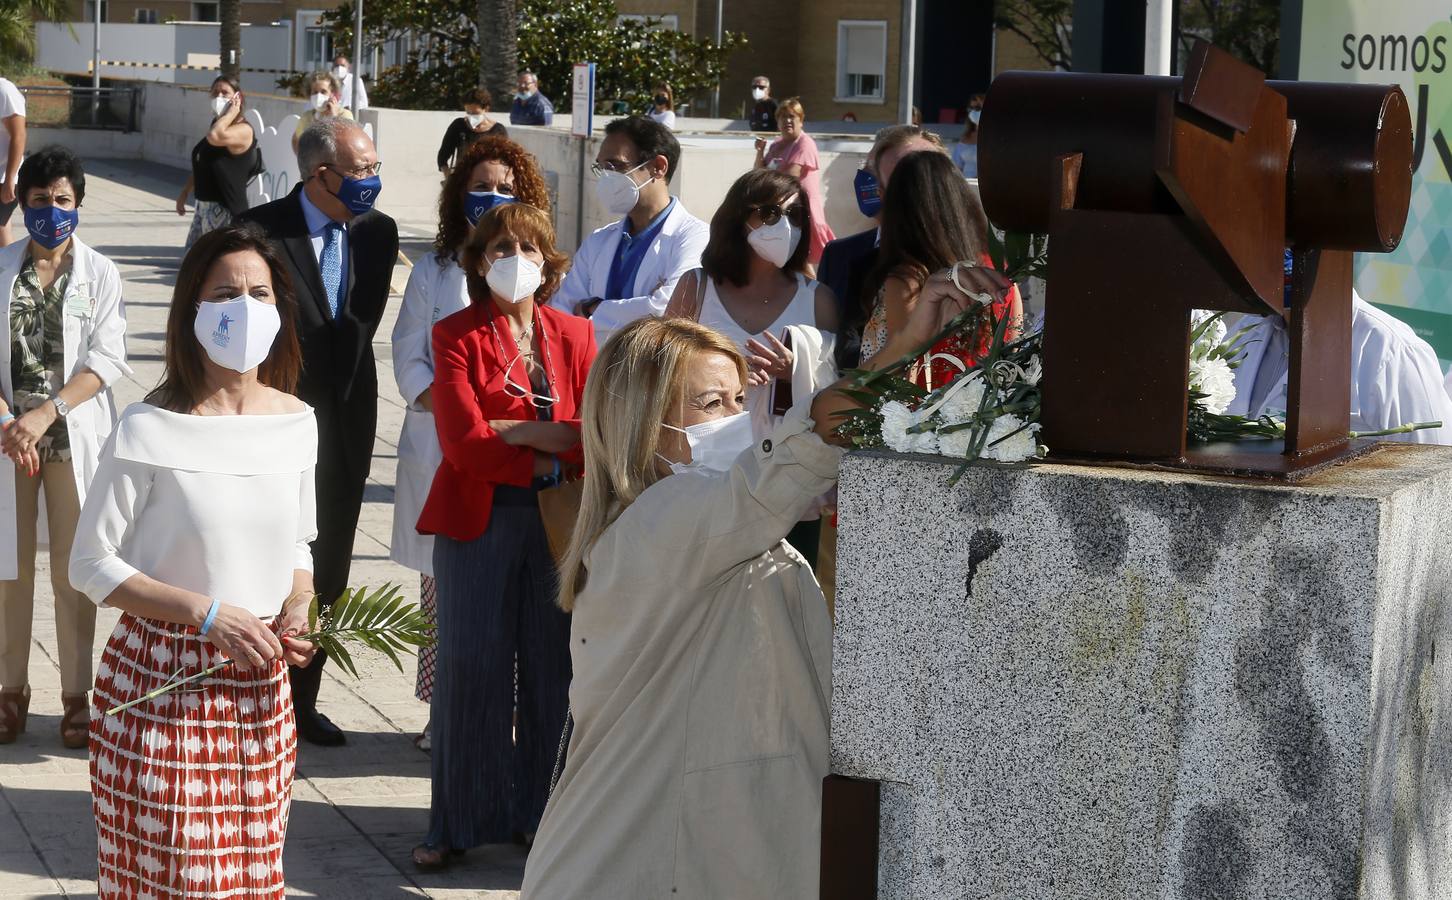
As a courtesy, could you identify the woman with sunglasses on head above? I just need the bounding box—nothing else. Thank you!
[411,202,595,870]
[391,136,548,752]
[665,168,838,565]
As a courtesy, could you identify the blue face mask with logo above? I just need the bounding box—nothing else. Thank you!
[464,191,516,227]
[330,170,382,216]
[26,205,78,250]
[854,167,882,218]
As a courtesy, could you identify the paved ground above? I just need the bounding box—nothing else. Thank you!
[0,160,526,898]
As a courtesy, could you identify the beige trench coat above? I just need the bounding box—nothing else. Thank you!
[522,405,842,900]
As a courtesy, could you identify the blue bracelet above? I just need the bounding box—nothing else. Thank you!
[552,456,562,484]
[198,598,221,636]
[0,412,13,428]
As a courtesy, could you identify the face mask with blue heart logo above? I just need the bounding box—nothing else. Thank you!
[26,206,78,250]
[331,170,382,216]
[854,167,882,218]
[465,191,516,227]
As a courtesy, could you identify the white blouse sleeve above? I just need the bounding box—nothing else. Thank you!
[296,465,319,572]
[69,444,154,606]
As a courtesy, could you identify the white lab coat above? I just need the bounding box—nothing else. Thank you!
[338,71,369,110]
[550,199,709,349]
[1228,292,1452,444]
[0,234,131,580]
[390,256,470,574]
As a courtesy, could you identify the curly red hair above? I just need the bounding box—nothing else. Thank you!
[435,136,551,263]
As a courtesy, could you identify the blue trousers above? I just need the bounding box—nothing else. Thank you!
[426,485,571,847]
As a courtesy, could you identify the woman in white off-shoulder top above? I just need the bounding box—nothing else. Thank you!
[69,223,319,900]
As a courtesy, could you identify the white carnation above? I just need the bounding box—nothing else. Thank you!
[1189,355,1236,416]
[938,373,986,425]
[981,414,1041,463]
[880,400,939,454]
[936,425,977,458]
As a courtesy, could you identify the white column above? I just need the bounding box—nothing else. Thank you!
[1144,0,1173,75]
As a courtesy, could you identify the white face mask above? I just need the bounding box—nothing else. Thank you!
[661,412,753,475]
[752,87,767,101]
[595,161,650,216]
[210,95,231,118]
[747,215,802,269]
[193,294,281,374]
[310,92,330,111]
[332,65,348,81]
[466,112,485,128]
[485,254,543,304]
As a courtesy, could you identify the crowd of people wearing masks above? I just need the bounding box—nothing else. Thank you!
[1,64,1452,900]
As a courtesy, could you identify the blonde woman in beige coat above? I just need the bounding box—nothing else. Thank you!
[522,263,1012,899]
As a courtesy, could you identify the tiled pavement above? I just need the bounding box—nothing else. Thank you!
[0,159,526,898]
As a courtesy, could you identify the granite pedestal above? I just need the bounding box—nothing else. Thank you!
[831,445,1452,899]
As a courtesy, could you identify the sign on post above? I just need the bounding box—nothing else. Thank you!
[571,62,596,138]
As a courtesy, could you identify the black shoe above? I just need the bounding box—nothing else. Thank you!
[296,709,347,746]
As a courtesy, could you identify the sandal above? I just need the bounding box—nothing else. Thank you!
[0,685,29,744]
[412,721,431,753]
[411,842,463,871]
[60,692,90,750]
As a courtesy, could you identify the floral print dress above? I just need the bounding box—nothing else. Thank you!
[9,256,71,462]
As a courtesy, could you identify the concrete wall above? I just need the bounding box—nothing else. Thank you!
[37,21,294,94]
[26,127,145,159]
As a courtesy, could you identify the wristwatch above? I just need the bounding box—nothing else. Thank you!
[50,395,70,418]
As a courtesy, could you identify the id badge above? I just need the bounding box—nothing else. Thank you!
[63,291,95,318]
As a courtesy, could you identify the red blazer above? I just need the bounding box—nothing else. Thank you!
[416,301,597,542]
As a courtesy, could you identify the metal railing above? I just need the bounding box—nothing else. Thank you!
[17,86,141,132]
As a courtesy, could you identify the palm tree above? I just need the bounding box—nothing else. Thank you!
[477,0,516,112]
[0,0,68,62]
[219,0,240,81]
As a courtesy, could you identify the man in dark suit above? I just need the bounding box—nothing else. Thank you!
[819,124,948,370]
[240,118,398,746]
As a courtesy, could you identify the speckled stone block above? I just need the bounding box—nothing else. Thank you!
[832,444,1452,900]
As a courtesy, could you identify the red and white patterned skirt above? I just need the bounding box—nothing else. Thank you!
[89,613,297,899]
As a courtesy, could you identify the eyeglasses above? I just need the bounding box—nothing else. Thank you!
[502,350,559,409]
[590,159,648,178]
[327,160,383,179]
[750,202,806,227]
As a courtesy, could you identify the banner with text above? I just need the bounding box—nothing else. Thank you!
[1299,3,1452,361]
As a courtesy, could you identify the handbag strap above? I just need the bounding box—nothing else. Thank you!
[547,706,573,799]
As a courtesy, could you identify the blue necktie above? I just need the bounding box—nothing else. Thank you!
[319,222,344,319]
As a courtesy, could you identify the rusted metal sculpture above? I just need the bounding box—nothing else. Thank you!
[977,40,1413,479]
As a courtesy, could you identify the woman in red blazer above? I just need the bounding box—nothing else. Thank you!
[413,202,596,869]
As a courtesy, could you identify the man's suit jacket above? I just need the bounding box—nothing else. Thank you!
[240,186,399,486]
[817,226,878,371]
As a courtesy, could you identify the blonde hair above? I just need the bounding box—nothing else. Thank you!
[777,97,806,123]
[557,317,747,612]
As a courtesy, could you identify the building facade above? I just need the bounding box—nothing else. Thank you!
[617,0,1051,124]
